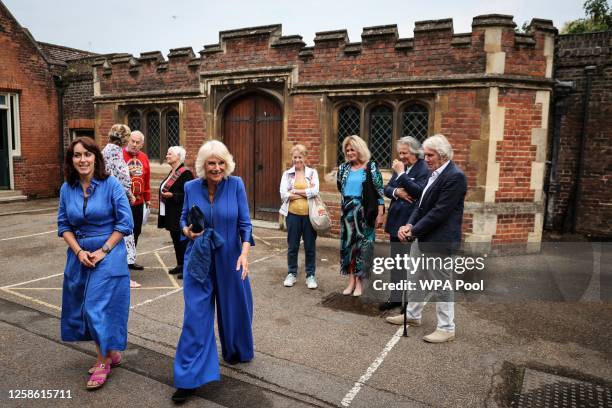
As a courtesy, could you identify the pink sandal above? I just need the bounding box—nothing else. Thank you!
[86,363,110,390]
[88,353,121,374]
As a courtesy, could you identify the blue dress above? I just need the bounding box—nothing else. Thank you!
[173,176,254,389]
[57,176,134,356]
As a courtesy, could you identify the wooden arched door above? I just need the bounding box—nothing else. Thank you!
[223,93,282,221]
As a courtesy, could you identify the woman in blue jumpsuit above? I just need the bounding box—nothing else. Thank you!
[172,140,254,403]
[57,137,133,390]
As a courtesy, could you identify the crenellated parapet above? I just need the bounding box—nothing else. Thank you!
[92,15,557,98]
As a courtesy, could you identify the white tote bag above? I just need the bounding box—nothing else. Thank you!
[308,195,331,232]
[142,203,151,226]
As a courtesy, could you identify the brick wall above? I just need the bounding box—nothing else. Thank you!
[551,31,611,237]
[0,3,61,197]
[86,15,556,247]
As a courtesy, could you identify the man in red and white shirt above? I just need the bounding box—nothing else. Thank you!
[123,130,151,270]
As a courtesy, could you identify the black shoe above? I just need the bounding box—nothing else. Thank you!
[177,273,183,280]
[128,263,144,271]
[169,266,182,275]
[379,300,402,311]
[171,388,195,403]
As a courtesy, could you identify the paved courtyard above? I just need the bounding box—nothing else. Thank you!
[1,198,611,407]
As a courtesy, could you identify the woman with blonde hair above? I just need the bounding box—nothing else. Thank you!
[279,144,320,289]
[336,135,384,296]
[102,124,140,288]
[172,140,254,403]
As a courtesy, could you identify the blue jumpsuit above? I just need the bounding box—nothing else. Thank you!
[173,176,254,389]
[57,176,134,356]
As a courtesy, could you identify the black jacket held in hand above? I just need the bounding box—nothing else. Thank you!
[157,164,194,232]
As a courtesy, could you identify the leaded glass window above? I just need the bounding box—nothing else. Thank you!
[166,110,179,147]
[146,111,160,160]
[369,105,393,168]
[128,111,141,132]
[337,105,360,164]
[402,104,429,142]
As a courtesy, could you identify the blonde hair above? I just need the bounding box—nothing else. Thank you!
[108,124,131,146]
[195,140,236,179]
[290,144,307,157]
[342,135,371,163]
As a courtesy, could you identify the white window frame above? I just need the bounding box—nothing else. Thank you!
[1,93,21,189]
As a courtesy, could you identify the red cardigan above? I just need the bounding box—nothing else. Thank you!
[122,148,151,205]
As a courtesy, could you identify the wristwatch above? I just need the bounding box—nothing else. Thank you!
[102,243,112,254]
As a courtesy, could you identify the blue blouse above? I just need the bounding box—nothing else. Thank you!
[344,169,365,197]
[57,176,133,238]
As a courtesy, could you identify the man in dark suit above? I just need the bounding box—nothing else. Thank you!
[380,136,429,311]
[386,134,467,343]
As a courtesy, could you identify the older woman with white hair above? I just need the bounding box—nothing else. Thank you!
[157,146,194,279]
[172,140,255,403]
[336,135,384,297]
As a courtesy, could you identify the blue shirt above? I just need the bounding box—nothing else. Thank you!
[344,169,365,197]
[57,176,133,238]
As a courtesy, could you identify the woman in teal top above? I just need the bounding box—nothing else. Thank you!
[336,135,384,296]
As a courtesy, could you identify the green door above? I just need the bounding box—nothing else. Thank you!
[0,109,10,189]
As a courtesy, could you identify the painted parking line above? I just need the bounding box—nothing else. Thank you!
[340,327,404,407]
[0,207,58,216]
[0,230,57,242]
[155,250,179,288]
[252,233,272,247]
[0,287,61,312]
[130,288,183,309]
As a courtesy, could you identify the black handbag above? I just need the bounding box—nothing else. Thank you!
[362,161,379,228]
[187,205,206,233]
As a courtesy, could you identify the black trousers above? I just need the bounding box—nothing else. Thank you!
[170,230,187,267]
[131,203,144,246]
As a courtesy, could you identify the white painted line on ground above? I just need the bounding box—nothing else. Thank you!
[0,288,61,312]
[155,250,179,288]
[340,327,404,407]
[252,233,272,247]
[130,287,183,310]
[137,245,173,256]
[0,207,58,216]
[9,287,62,290]
[251,249,286,264]
[0,229,57,242]
[1,273,63,289]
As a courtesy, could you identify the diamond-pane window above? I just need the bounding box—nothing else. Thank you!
[128,111,141,132]
[369,105,393,168]
[337,105,360,164]
[146,111,160,160]
[402,104,429,142]
[166,110,179,148]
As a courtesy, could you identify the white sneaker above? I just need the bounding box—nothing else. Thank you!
[283,274,297,287]
[305,276,318,289]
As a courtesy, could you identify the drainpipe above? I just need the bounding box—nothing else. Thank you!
[545,80,574,230]
[54,75,65,188]
[571,65,596,233]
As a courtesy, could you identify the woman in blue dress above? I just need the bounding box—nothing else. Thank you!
[172,140,254,403]
[57,137,133,390]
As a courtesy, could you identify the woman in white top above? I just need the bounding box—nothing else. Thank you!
[279,144,320,289]
[102,124,140,288]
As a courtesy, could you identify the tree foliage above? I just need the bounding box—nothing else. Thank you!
[561,0,612,33]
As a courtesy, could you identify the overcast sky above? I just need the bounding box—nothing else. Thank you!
[4,0,585,56]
